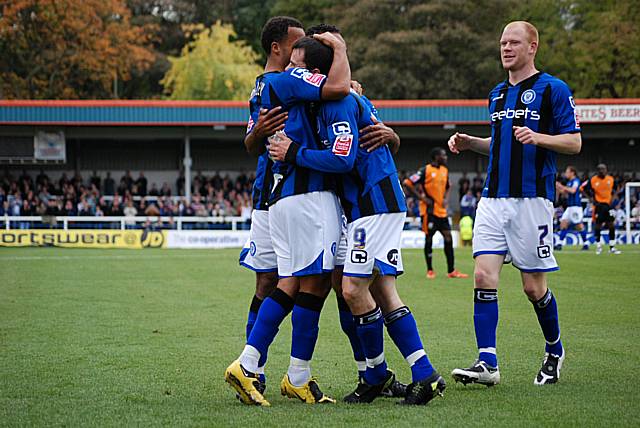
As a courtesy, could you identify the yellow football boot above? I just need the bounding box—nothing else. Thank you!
[224,360,270,406]
[280,374,336,404]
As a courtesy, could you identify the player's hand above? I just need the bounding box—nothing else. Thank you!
[359,117,395,152]
[448,132,472,154]
[513,126,542,145]
[350,80,363,95]
[267,131,292,162]
[313,32,346,50]
[252,107,288,139]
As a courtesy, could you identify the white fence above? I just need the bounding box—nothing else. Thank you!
[3,215,248,231]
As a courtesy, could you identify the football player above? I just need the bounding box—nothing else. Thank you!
[448,21,581,386]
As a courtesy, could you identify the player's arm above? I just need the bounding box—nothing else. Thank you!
[448,132,491,155]
[581,179,594,200]
[268,107,358,173]
[512,128,582,155]
[403,169,427,201]
[313,32,351,100]
[244,107,288,156]
[267,131,356,173]
[513,82,582,155]
[443,177,451,209]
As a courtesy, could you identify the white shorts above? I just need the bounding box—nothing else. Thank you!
[335,213,348,267]
[343,212,405,278]
[560,206,584,224]
[239,210,277,272]
[269,191,341,277]
[473,198,558,273]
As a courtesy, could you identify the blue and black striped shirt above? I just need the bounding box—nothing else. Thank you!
[484,72,580,201]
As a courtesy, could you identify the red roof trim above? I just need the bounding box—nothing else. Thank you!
[1,98,639,108]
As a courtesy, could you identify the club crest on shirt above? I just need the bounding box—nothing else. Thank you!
[521,89,536,105]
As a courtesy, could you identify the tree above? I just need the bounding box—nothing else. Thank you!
[0,0,155,99]
[330,0,515,99]
[160,22,262,100]
[509,0,640,98]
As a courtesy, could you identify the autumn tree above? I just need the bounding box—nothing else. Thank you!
[512,0,640,98]
[0,0,155,99]
[160,22,262,100]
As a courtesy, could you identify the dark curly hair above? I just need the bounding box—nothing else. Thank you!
[260,16,304,55]
[305,24,340,36]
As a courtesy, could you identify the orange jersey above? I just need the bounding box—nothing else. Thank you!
[583,175,614,204]
[405,164,449,218]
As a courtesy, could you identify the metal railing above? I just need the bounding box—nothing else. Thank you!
[2,215,248,231]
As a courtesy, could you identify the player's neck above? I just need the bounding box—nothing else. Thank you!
[508,65,539,85]
[264,57,285,73]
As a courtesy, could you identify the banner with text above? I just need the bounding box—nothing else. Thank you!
[0,229,166,249]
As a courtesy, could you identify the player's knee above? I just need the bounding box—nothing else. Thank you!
[255,272,278,299]
[342,278,366,305]
[474,268,497,288]
[522,275,546,300]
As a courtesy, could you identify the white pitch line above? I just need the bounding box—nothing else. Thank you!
[0,254,217,261]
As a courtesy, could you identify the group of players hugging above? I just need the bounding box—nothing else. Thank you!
[225,16,582,406]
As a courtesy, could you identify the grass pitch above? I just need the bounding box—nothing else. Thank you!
[1,246,639,427]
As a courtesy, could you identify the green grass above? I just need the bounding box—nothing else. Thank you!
[1,246,639,427]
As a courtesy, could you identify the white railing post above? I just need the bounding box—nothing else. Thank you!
[5,215,9,230]
[63,218,68,230]
[625,182,631,245]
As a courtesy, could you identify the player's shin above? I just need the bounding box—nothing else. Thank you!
[608,224,616,248]
[240,288,294,373]
[288,292,327,386]
[580,228,589,244]
[558,228,569,246]
[444,238,455,273]
[245,295,263,341]
[337,295,366,379]
[474,289,499,367]
[424,235,434,271]
[354,306,388,385]
[384,306,435,382]
[531,289,563,356]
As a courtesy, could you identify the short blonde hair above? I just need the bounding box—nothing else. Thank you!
[505,21,539,44]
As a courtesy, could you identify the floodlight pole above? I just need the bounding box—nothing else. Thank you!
[184,128,192,200]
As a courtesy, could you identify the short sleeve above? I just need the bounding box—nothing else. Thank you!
[551,81,581,134]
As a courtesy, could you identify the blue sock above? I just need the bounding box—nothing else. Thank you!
[355,307,388,385]
[474,289,499,367]
[245,288,294,372]
[288,292,326,386]
[558,228,568,243]
[246,295,262,341]
[337,296,366,379]
[532,289,563,356]
[384,306,434,382]
[580,229,589,244]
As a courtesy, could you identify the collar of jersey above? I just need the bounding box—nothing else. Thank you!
[507,71,543,87]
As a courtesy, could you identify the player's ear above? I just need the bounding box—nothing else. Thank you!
[529,40,538,55]
[311,67,321,74]
[271,41,280,56]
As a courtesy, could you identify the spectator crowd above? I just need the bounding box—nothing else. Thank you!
[0,169,254,220]
[2,168,639,230]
